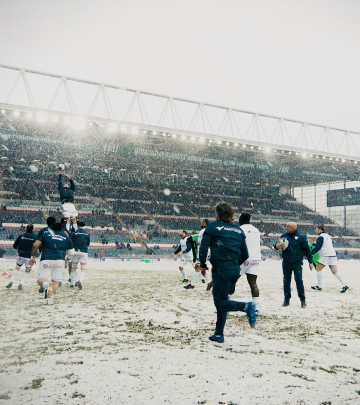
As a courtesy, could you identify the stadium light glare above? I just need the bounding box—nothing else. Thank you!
[355,161,358,164]
[242,144,246,148]
[37,111,48,123]
[13,110,20,117]
[273,149,277,153]
[250,146,254,149]
[51,115,59,123]
[234,142,238,147]
[329,157,333,160]
[108,123,117,132]
[316,155,319,159]
[281,151,284,154]
[301,152,306,158]
[336,158,339,161]
[322,156,326,160]
[72,116,86,130]
[26,112,33,119]
[342,159,346,162]
[142,130,147,134]
[209,139,213,143]
[191,137,196,142]
[217,140,222,145]
[171,133,177,139]
[258,146,262,150]
[200,137,205,143]
[309,154,313,157]
[265,147,271,153]
[121,125,127,132]
[131,127,139,135]
[226,142,230,146]
[0,109,5,114]
[288,151,292,154]
[152,130,157,135]
[88,122,93,126]
[295,152,299,156]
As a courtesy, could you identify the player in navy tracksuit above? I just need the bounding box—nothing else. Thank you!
[29,222,74,303]
[6,224,37,290]
[198,203,256,343]
[70,220,90,290]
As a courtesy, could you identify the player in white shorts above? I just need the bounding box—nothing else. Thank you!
[29,222,74,304]
[170,230,196,282]
[6,224,37,290]
[185,219,212,290]
[239,213,262,312]
[58,166,78,232]
[311,225,349,293]
[70,220,90,290]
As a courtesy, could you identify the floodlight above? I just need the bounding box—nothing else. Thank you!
[37,111,48,123]
[121,125,127,132]
[217,140,221,145]
[152,130,157,135]
[226,142,230,146]
[250,146,254,149]
[322,156,326,160]
[200,137,205,143]
[316,156,319,159]
[336,158,339,161]
[172,133,177,139]
[258,146,262,150]
[13,110,20,117]
[234,143,238,147]
[309,154,313,157]
[191,137,196,142]
[342,159,346,162]
[288,151,292,154]
[142,130,147,134]
[131,127,138,135]
[26,112,33,119]
[0,110,5,114]
[209,140,213,143]
[51,115,59,123]
[108,123,117,132]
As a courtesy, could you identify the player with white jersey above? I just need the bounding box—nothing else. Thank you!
[70,219,90,290]
[6,224,37,290]
[239,213,261,312]
[29,222,74,304]
[170,230,196,282]
[311,225,349,293]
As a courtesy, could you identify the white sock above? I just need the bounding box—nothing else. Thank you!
[180,269,186,279]
[70,273,76,286]
[191,271,200,286]
[10,269,19,281]
[334,271,346,287]
[42,281,49,290]
[252,297,260,311]
[317,271,323,288]
[79,271,85,282]
[205,270,211,284]
[21,272,30,283]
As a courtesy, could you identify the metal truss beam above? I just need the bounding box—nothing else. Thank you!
[0,64,359,159]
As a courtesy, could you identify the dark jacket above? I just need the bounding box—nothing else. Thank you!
[274,229,313,265]
[58,174,76,203]
[71,228,91,253]
[199,220,249,268]
[13,232,38,258]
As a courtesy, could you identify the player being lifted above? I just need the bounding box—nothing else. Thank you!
[58,165,78,232]
[6,224,37,290]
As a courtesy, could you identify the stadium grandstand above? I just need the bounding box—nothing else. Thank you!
[0,65,360,260]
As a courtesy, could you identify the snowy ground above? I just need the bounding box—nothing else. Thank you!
[0,258,359,405]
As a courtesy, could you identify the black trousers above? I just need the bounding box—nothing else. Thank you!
[282,261,305,303]
[212,265,247,336]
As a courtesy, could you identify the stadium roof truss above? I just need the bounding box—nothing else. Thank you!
[0,64,359,161]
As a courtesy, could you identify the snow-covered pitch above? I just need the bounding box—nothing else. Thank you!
[1,259,359,404]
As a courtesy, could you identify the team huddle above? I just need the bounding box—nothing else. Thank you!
[4,169,349,342]
[5,168,90,303]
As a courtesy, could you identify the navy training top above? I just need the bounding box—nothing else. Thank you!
[13,232,38,258]
[71,228,90,253]
[199,220,249,268]
[58,174,76,204]
[38,230,73,261]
